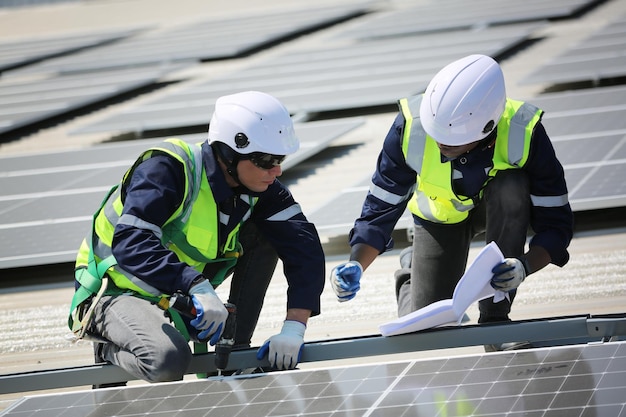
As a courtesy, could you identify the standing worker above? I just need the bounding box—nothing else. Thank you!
[330,55,573,350]
[69,91,325,383]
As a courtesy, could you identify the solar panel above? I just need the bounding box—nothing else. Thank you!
[535,85,626,211]
[333,0,596,40]
[0,117,363,270]
[71,23,540,136]
[6,4,369,76]
[307,84,626,239]
[0,27,144,73]
[521,14,626,85]
[307,176,412,239]
[0,64,189,138]
[2,341,624,416]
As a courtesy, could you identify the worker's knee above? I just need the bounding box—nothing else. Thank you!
[140,346,192,383]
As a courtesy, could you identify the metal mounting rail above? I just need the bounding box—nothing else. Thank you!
[1,313,624,395]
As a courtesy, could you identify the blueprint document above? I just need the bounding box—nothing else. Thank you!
[379,241,505,337]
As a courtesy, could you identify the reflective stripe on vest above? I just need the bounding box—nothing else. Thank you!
[399,95,542,224]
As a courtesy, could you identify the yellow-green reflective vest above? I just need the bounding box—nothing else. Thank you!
[75,138,251,298]
[399,95,542,224]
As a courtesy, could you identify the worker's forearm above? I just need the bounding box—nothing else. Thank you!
[349,243,380,271]
[286,308,311,326]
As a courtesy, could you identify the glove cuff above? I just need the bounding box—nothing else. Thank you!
[347,260,363,273]
[281,320,306,338]
[518,256,531,277]
[188,279,217,296]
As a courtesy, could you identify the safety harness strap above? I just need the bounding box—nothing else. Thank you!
[68,185,120,332]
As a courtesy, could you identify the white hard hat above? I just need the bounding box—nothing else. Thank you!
[208,91,299,156]
[419,54,506,146]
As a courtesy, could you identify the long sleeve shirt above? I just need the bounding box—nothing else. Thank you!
[349,111,574,267]
[111,142,325,315]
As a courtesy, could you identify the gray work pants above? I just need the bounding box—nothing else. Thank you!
[89,221,278,382]
[396,169,530,323]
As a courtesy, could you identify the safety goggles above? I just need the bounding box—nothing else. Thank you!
[246,152,286,170]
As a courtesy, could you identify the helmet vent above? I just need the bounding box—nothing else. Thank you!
[482,120,495,134]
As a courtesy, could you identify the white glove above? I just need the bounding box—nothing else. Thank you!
[491,257,529,292]
[256,320,306,370]
[189,280,228,345]
[329,261,362,302]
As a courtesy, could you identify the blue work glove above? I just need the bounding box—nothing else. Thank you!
[256,320,306,370]
[329,261,362,302]
[491,257,529,292]
[188,280,228,345]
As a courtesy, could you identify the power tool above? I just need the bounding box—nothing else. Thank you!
[214,303,237,376]
[167,293,196,317]
[162,294,237,375]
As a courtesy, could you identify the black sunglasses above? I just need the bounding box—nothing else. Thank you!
[246,152,286,170]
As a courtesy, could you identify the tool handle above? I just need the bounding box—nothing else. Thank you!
[169,294,197,318]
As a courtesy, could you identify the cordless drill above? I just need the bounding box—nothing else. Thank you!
[166,295,237,375]
[215,303,237,376]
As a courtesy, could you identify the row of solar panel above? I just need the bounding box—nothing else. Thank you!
[1,0,625,273]
[0,118,363,269]
[3,1,621,139]
[3,340,625,416]
[0,4,370,137]
[307,84,626,236]
[3,81,625,269]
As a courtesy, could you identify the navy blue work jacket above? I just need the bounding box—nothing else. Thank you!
[111,141,325,316]
[350,112,574,267]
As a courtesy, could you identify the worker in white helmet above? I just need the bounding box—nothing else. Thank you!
[330,55,573,350]
[69,91,325,384]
